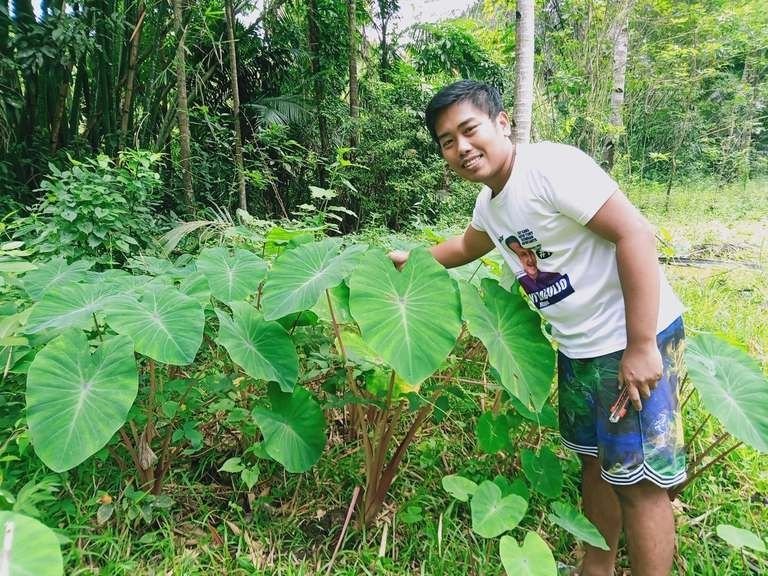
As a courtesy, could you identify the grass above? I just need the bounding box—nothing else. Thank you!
[10,177,768,574]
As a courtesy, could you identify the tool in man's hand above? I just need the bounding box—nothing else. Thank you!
[609,386,632,423]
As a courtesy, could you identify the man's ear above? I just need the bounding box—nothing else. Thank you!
[496,111,512,137]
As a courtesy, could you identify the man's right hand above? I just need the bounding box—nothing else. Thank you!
[388,249,410,271]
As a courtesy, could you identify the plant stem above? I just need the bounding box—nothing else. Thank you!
[687,413,712,447]
[92,312,103,342]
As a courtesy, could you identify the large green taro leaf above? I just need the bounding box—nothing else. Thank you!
[261,239,367,321]
[459,279,555,411]
[470,480,528,538]
[215,302,299,392]
[0,512,63,576]
[196,247,266,303]
[251,383,326,473]
[21,257,92,301]
[686,334,768,452]
[26,331,138,472]
[499,532,557,576]
[104,287,204,365]
[348,248,462,384]
[24,282,118,334]
[549,501,609,550]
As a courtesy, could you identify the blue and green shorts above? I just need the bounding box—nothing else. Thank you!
[558,317,687,488]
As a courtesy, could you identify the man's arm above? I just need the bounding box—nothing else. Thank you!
[389,225,495,270]
[586,190,662,411]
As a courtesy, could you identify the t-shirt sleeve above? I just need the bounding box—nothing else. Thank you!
[538,143,619,225]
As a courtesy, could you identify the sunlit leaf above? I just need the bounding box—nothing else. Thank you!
[26,331,138,472]
[499,532,557,576]
[471,480,528,538]
[215,302,298,392]
[104,287,204,365]
[262,239,366,321]
[196,247,266,303]
[549,501,609,550]
[459,279,555,411]
[0,512,63,576]
[442,474,478,502]
[349,248,461,384]
[687,334,768,452]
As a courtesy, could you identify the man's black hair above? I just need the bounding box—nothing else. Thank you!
[425,80,504,144]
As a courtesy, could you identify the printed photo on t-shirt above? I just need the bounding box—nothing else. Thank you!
[503,234,575,309]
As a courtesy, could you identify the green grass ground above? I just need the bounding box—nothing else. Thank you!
[22,178,768,575]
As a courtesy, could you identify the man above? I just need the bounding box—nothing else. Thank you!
[390,80,686,576]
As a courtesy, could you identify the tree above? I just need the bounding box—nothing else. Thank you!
[604,0,633,170]
[348,0,359,149]
[225,0,246,211]
[514,0,535,143]
[173,0,194,211]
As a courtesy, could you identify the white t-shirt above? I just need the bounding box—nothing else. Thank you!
[470,141,683,358]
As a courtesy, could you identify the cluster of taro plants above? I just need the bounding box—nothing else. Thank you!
[0,229,767,574]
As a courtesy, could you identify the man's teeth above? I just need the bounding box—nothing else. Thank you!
[464,156,480,168]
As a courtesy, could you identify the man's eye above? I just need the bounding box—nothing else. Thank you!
[441,139,454,149]
[465,125,477,134]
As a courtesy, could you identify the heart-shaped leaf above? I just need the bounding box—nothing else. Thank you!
[178,272,212,305]
[471,480,528,538]
[549,501,609,550]
[442,474,478,502]
[24,282,118,334]
[26,331,138,472]
[716,524,766,552]
[459,279,555,411]
[196,247,266,303]
[0,512,63,576]
[21,257,92,300]
[477,411,512,454]
[687,334,768,452]
[261,239,367,321]
[105,287,204,365]
[499,532,557,576]
[521,447,562,499]
[215,302,299,392]
[349,248,462,384]
[251,384,326,473]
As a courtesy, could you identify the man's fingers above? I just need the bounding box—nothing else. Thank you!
[628,385,643,411]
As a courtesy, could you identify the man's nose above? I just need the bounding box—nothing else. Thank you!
[457,135,472,154]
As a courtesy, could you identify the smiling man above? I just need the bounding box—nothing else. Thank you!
[389,80,686,576]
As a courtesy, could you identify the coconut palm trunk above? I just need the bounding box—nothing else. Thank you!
[514,0,535,144]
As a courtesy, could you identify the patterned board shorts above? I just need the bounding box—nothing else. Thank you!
[558,317,687,488]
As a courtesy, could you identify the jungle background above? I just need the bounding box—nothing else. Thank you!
[0,0,767,574]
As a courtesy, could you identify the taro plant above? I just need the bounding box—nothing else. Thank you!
[668,332,768,498]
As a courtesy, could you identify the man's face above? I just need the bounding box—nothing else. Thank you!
[506,240,539,279]
[434,100,513,191]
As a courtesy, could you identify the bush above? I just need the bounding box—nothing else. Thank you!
[13,150,163,266]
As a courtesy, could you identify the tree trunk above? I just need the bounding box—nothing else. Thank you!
[119,0,145,151]
[307,0,329,162]
[50,62,73,152]
[513,0,535,144]
[173,0,195,211]
[225,0,246,211]
[347,0,359,149]
[604,2,632,171]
